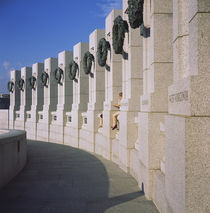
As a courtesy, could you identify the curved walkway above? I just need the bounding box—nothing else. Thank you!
[0,140,159,213]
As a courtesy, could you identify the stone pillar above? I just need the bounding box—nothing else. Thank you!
[138,0,173,199]
[14,67,32,130]
[95,9,122,160]
[165,1,210,213]
[64,42,89,147]
[49,51,73,144]
[117,0,143,172]
[25,63,44,140]
[9,70,21,129]
[79,29,105,152]
[37,58,58,142]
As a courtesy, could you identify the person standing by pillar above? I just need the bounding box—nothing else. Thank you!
[111,92,122,130]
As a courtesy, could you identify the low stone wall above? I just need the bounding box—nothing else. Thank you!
[0,110,9,129]
[0,129,27,189]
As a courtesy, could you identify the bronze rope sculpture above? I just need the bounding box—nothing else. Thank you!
[68,60,79,80]
[28,76,36,90]
[112,15,128,54]
[54,67,63,84]
[97,38,110,67]
[41,71,49,87]
[17,78,24,91]
[83,51,94,75]
[127,0,144,29]
[7,81,14,93]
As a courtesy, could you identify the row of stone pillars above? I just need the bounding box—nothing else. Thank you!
[8,0,209,213]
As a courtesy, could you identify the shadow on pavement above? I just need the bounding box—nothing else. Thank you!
[0,140,159,213]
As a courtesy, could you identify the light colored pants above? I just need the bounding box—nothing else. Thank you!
[99,114,103,127]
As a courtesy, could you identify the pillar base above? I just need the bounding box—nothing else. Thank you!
[165,115,209,213]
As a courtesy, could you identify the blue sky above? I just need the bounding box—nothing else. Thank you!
[0,0,122,94]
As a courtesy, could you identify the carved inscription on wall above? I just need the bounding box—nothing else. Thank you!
[169,91,188,103]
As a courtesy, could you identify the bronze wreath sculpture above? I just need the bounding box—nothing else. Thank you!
[28,76,36,90]
[54,67,63,84]
[112,16,128,54]
[97,38,110,67]
[83,51,94,75]
[17,78,24,91]
[7,81,14,93]
[127,0,144,29]
[68,60,79,80]
[41,71,49,87]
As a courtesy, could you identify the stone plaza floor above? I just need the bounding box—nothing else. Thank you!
[0,140,159,213]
